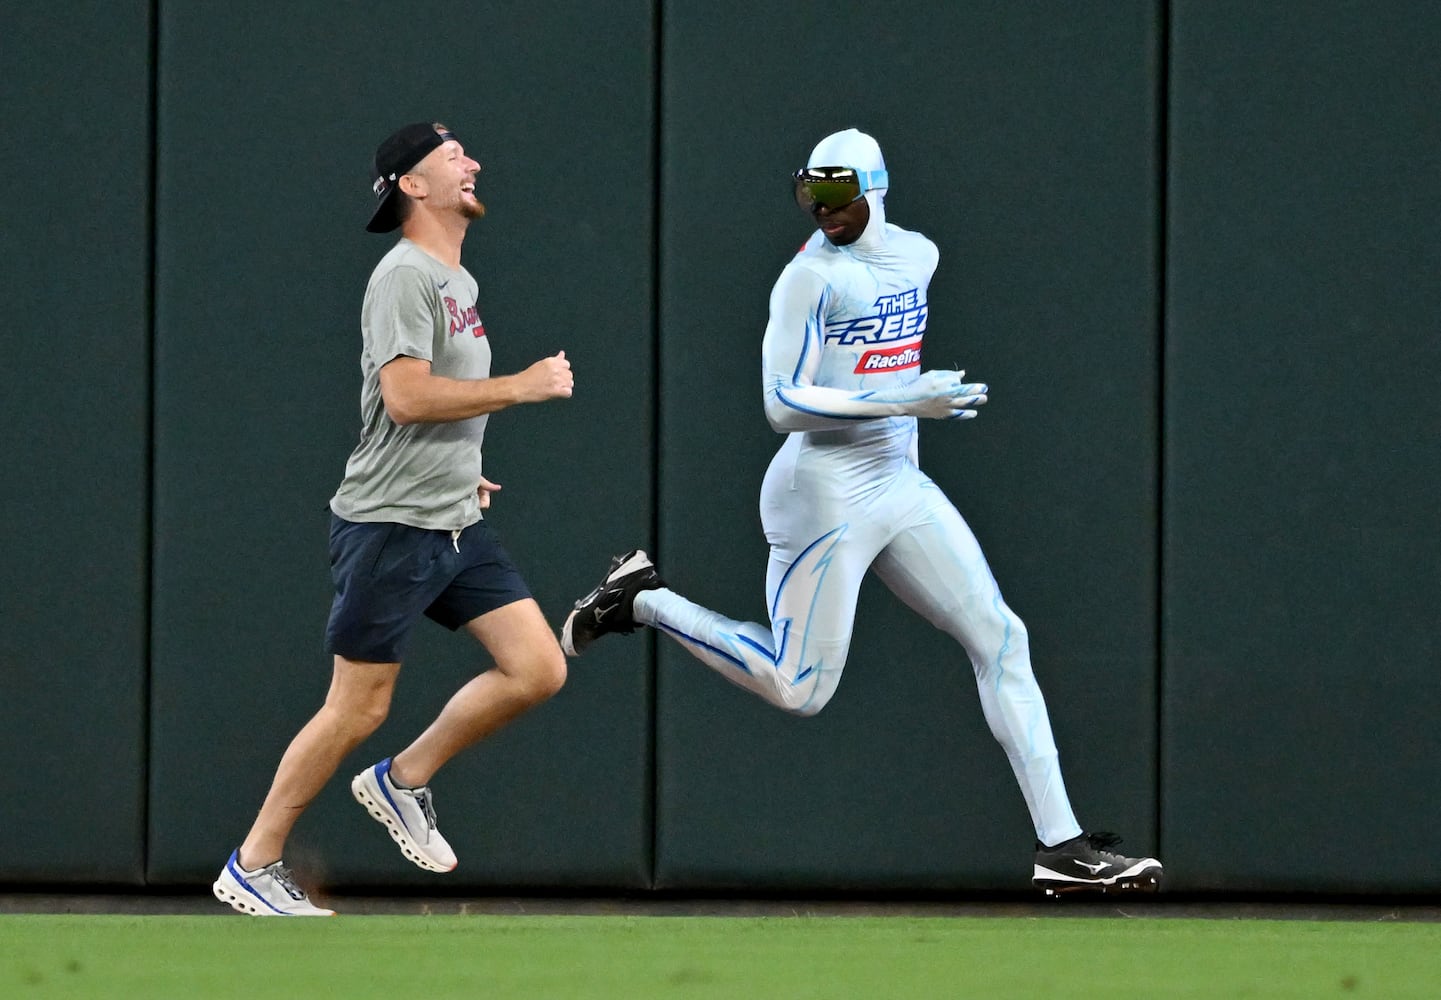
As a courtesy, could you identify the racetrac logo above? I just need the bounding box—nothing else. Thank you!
[823,288,927,347]
[854,341,921,374]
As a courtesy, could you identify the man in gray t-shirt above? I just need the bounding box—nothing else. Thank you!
[215,122,574,917]
[331,237,492,529]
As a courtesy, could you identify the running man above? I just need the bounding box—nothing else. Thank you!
[214,122,573,915]
[562,128,1162,895]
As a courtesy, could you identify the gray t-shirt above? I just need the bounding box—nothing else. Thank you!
[330,239,492,531]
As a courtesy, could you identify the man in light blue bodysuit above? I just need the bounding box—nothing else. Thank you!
[564,128,1162,894]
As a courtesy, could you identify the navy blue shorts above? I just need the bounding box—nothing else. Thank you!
[323,514,532,664]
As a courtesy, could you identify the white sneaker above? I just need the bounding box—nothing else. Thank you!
[212,850,335,916]
[351,758,458,873]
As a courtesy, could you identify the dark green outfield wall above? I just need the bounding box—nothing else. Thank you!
[1163,0,1441,893]
[0,2,152,884]
[1,1,1435,895]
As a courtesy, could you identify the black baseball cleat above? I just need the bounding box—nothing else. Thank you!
[561,550,665,657]
[1033,832,1163,897]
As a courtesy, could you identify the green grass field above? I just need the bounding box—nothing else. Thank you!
[4,913,1438,999]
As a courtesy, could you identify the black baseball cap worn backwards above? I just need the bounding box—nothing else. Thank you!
[366,121,459,233]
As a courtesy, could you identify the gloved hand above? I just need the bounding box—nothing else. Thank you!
[871,369,988,420]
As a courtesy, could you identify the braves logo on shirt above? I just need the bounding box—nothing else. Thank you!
[444,296,486,338]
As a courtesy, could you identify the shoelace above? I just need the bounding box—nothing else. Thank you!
[266,862,307,901]
[1086,831,1131,863]
[413,789,439,831]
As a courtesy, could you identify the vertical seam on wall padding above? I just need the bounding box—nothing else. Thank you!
[647,0,663,892]
[143,0,160,885]
[1154,0,1171,859]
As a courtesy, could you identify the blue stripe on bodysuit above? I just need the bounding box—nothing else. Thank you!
[787,289,824,382]
[655,621,754,672]
[777,288,871,421]
[988,582,1041,754]
[769,524,847,621]
[657,525,847,688]
[776,390,875,420]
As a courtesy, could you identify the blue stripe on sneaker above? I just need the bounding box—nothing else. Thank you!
[374,759,415,837]
[227,849,284,914]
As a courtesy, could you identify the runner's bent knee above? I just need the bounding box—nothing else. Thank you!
[510,647,566,703]
[325,657,399,733]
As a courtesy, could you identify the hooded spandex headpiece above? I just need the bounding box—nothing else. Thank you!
[804,128,888,250]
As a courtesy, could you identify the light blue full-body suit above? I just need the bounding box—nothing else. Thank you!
[634,129,1082,846]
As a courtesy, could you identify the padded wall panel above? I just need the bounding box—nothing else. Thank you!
[655,2,1161,890]
[0,3,151,884]
[1164,0,1441,892]
[148,1,656,889]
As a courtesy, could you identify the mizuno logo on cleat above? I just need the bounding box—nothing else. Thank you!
[1076,861,1108,874]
